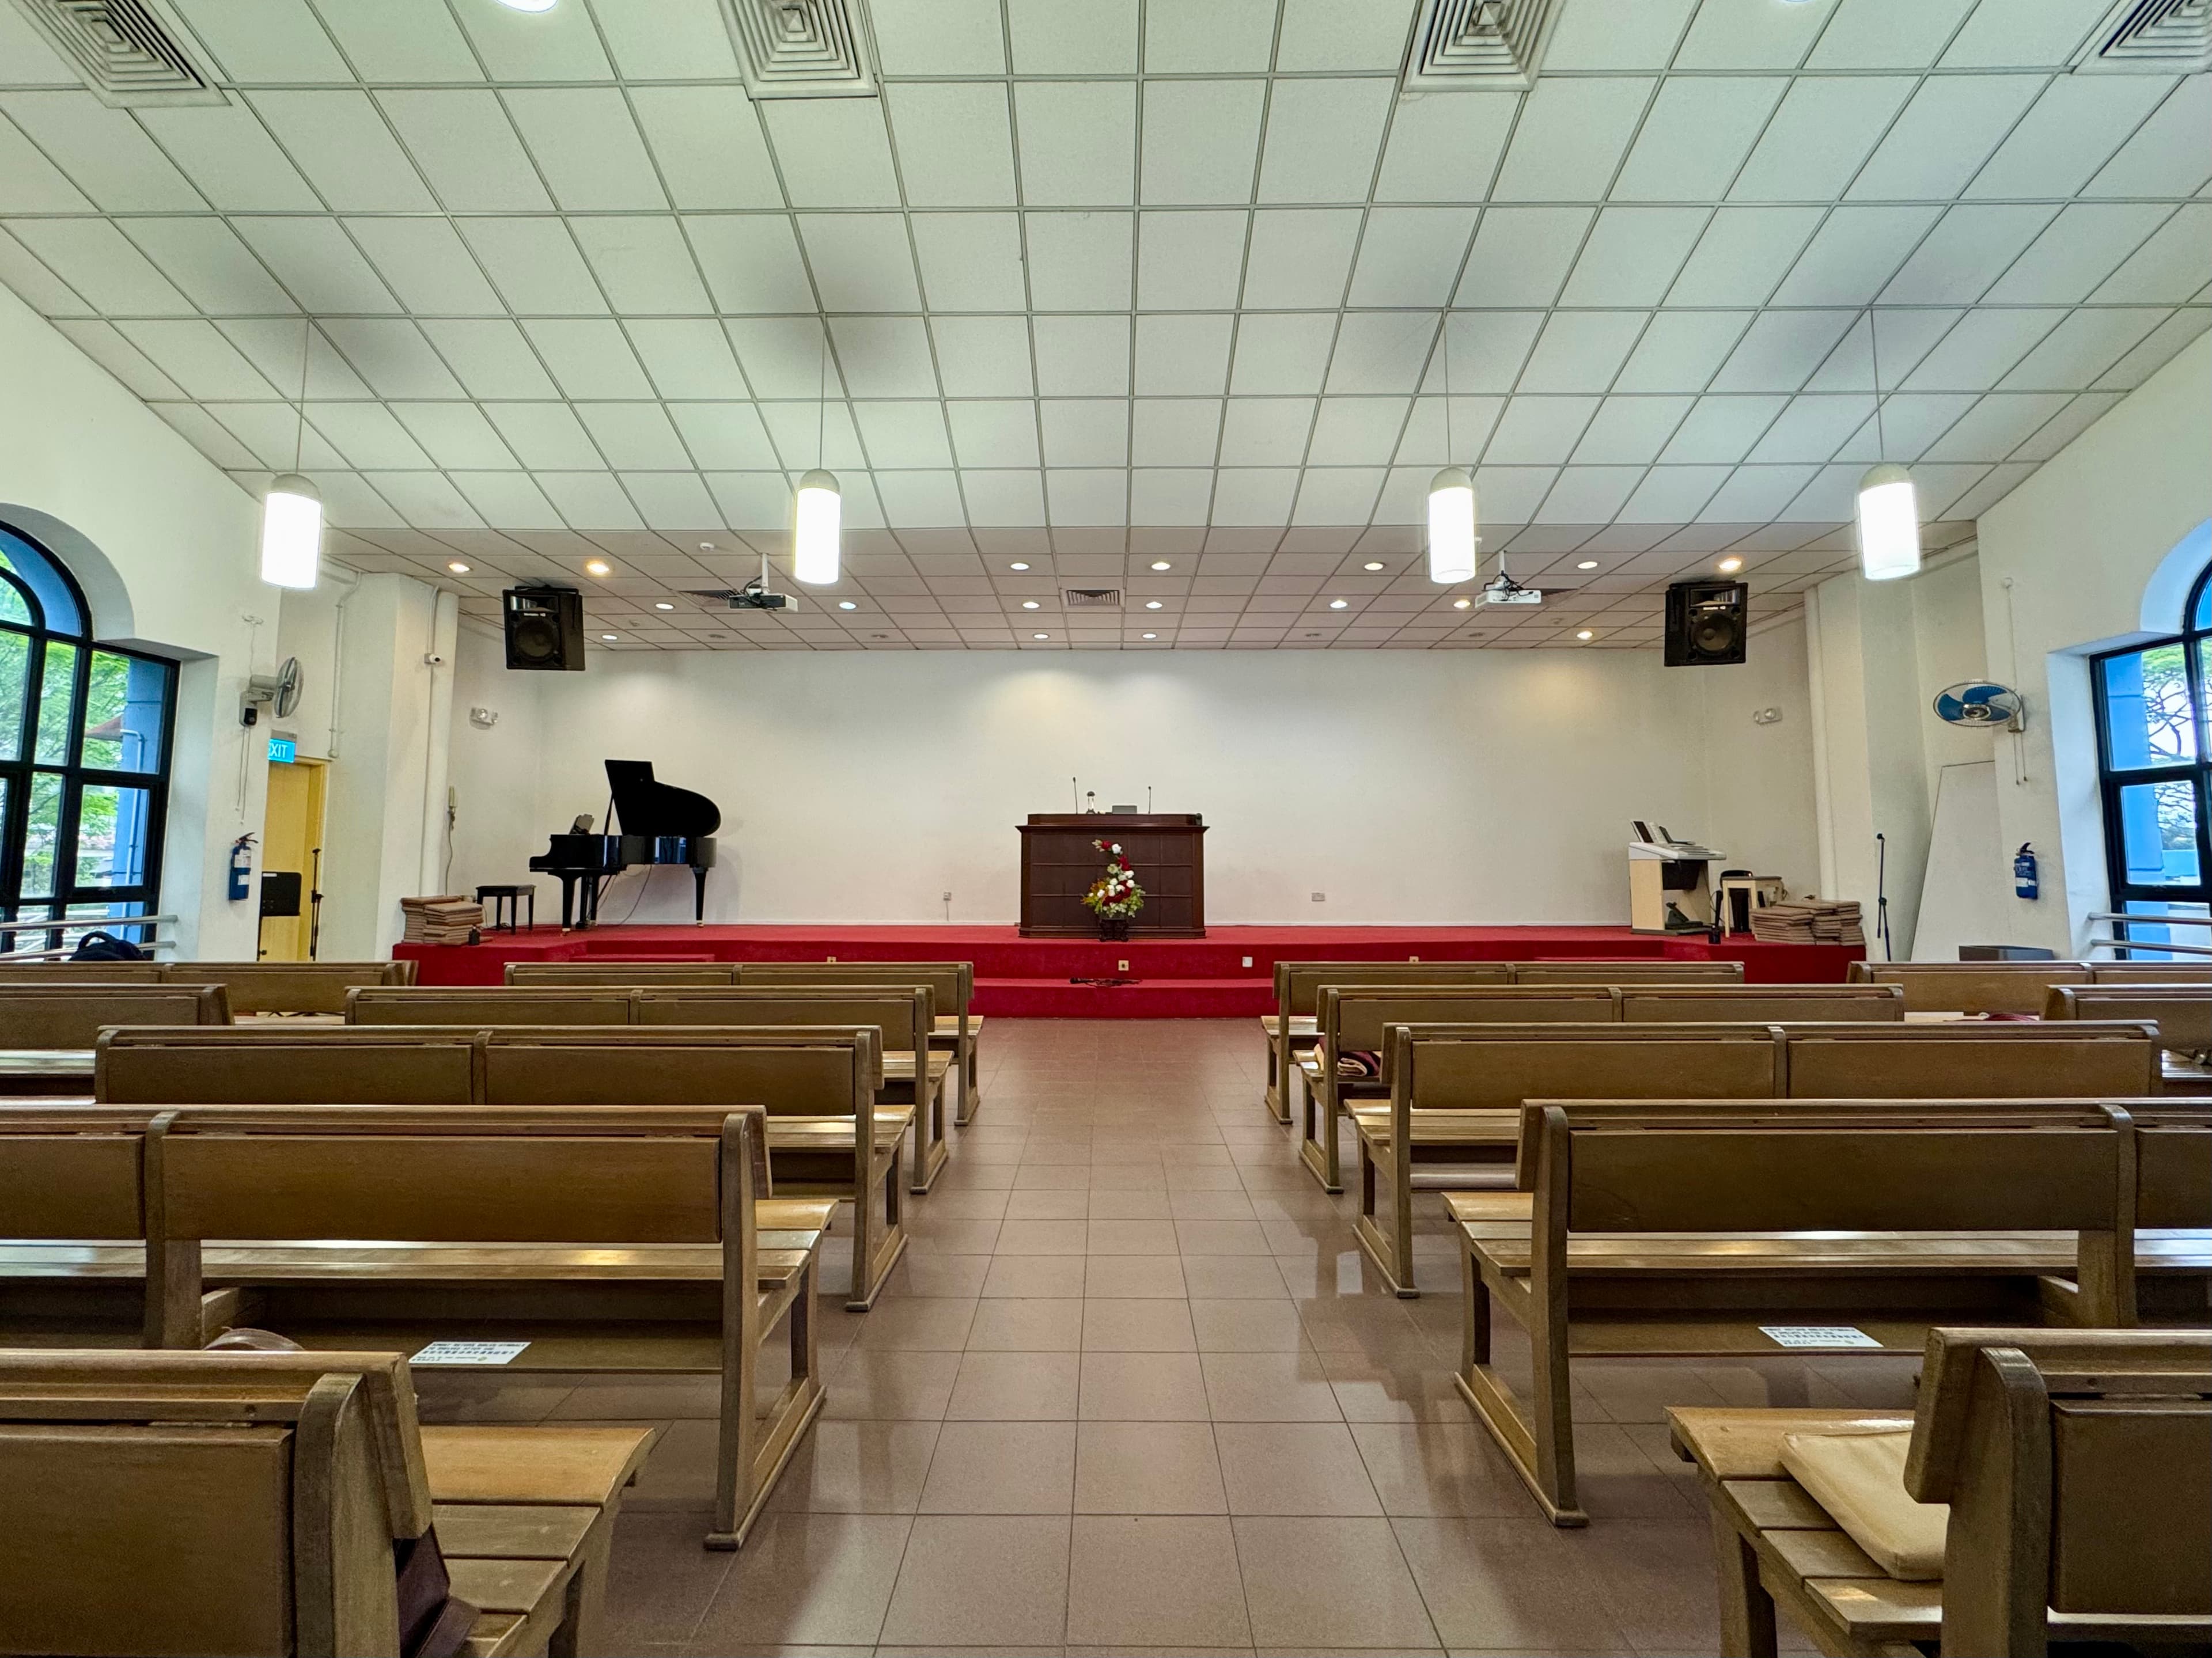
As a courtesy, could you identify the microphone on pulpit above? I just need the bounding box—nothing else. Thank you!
[1146,786,1153,813]
[1071,776,1079,811]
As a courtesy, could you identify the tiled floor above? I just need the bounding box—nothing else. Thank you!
[421,1018,1911,1656]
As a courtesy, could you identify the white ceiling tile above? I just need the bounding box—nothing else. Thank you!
[1275,0,1410,70]
[1570,395,1691,464]
[759,99,901,208]
[931,317,1036,396]
[135,105,319,211]
[1138,211,1248,309]
[1491,78,1652,202]
[910,211,1026,311]
[1696,464,1820,522]
[487,403,605,469]
[1770,205,1941,306]
[449,472,566,530]
[1025,211,1134,310]
[377,91,550,212]
[1938,0,2097,66]
[1141,79,1266,205]
[1613,310,1751,392]
[797,214,923,312]
[1327,311,1438,394]
[1846,75,2044,200]
[1876,203,2057,306]
[1372,90,1516,203]
[2005,390,2124,462]
[1664,206,1820,306]
[1808,309,1957,391]
[1454,207,1592,308]
[577,403,690,471]
[680,215,815,313]
[756,400,863,468]
[0,92,200,210]
[204,401,340,469]
[670,403,780,469]
[1919,391,2072,461]
[0,229,88,313]
[887,83,1018,208]
[1833,392,1976,461]
[454,0,612,79]
[1676,0,1836,67]
[1484,396,1598,464]
[1729,76,1914,201]
[2092,308,2210,392]
[504,90,666,211]
[1611,75,1786,201]
[1218,398,1315,465]
[345,218,502,314]
[1308,397,1411,465]
[571,217,712,314]
[1257,78,1396,204]
[1132,399,1224,465]
[828,316,941,397]
[630,88,782,211]
[420,320,559,399]
[150,403,257,470]
[309,475,408,529]
[1211,468,1299,525]
[0,113,89,212]
[313,0,480,79]
[1142,0,1277,71]
[1538,466,1643,523]
[7,219,190,313]
[1900,308,2063,390]
[620,472,721,532]
[1045,467,1128,526]
[319,318,467,398]
[1035,314,1132,395]
[389,403,517,469]
[1967,75,2174,200]
[247,92,435,212]
[1933,461,2032,520]
[1985,204,2176,306]
[704,469,796,529]
[119,218,297,314]
[961,469,1048,526]
[1431,310,1544,393]
[1015,82,1137,206]
[1346,207,1476,307]
[1619,465,1729,521]
[366,472,484,529]
[872,0,1007,73]
[1471,465,1560,522]
[855,401,956,469]
[2094,206,2212,306]
[1516,311,1648,393]
[115,320,277,397]
[535,471,642,530]
[1227,312,1336,395]
[1998,306,2167,391]
[626,318,747,399]
[307,403,434,469]
[166,0,351,82]
[1039,399,1129,466]
[1134,313,1233,394]
[949,401,1043,468]
[874,470,970,528]
[1744,393,1869,463]
[1709,309,1857,392]
[522,318,653,398]
[1557,207,1707,308]
[1292,466,1386,524]
[1238,208,1362,309]
[456,217,604,314]
[1544,0,1696,68]
[50,321,184,398]
[1007,0,1139,72]
[1659,394,1786,462]
[2084,77,2212,198]
[1809,0,1976,66]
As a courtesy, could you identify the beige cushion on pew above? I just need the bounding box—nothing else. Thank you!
[1780,1428,1948,1581]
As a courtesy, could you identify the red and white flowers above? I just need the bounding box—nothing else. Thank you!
[1081,838,1145,920]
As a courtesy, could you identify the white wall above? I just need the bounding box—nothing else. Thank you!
[446,624,1821,927]
[0,283,274,958]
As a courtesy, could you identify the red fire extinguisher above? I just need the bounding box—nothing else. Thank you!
[229,834,256,902]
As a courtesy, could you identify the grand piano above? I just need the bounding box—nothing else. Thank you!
[528,759,719,929]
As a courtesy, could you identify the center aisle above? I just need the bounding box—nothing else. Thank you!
[423,1018,1916,1654]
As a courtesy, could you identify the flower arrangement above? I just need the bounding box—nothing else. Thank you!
[1081,839,1145,920]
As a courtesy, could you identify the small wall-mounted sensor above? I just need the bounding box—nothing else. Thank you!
[1751,707,1785,726]
[1310,891,1326,902]
[468,707,499,728]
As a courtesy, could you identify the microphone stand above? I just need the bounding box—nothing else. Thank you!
[1875,832,1892,962]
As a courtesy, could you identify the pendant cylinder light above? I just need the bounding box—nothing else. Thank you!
[1427,466,1477,584]
[259,472,323,589]
[1855,461,1921,582]
[793,468,841,585]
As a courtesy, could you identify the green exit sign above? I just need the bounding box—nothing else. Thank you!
[267,737,296,764]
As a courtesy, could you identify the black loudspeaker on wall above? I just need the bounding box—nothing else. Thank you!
[1664,579,1749,667]
[502,586,586,671]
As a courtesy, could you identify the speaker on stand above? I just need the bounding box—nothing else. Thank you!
[503,586,586,671]
[1664,579,1748,667]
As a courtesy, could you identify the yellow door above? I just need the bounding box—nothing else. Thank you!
[259,758,326,960]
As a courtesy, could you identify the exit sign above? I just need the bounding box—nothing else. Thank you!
[267,737,296,764]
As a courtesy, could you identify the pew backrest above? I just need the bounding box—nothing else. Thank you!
[1514,960,1745,985]
[507,961,735,986]
[1389,1023,1785,1114]
[0,960,165,983]
[2090,962,2212,985]
[170,959,416,1014]
[2134,1105,2212,1230]
[633,987,931,1058]
[1274,960,1512,1019]
[97,1027,478,1104]
[1620,984,1904,1022]
[348,985,636,1025]
[2048,985,2212,1054]
[1323,987,1618,1054]
[0,983,229,1048]
[1779,1020,2160,1098]
[1847,959,2092,1014]
[739,960,972,1018]
[478,1026,881,1117]
[0,1113,143,1238]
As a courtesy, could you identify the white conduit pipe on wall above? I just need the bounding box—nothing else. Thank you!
[418,587,459,897]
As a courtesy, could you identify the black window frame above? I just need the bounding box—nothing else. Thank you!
[0,523,178,956]
[2090,561,2212,940]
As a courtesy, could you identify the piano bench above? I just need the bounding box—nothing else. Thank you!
[475,883,536,933]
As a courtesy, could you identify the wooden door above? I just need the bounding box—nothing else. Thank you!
[259,758,325,960]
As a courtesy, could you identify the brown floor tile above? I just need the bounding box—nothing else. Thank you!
[1190,1299,1307,1352]
[689,1513,911,1647]
[884,1254,996,1299]
[1199,1351,1345,1422]
[1086,1188,1175,1219]
[600,1510,736,1645]
[1080,1350,1213,1420]
[854,1297,979,1352]
[1175,1220,1274,1255]
[917,1420,1078,1512]
[767,1420,940,1514]
[1082,1298,1198,1352]
[1179,1256,1291,1299]
[982,1254,1090,1297]
[1215,1421,1382,1516]
[880,1516,1072,1646]
[823,1349,961,1421]
[1084,1255,1190,1298]
[1066,1516,1253,1646]
[1231,1516,1438,1649]
[1008,1189,1091,1220]
[967,1297,1086,1351]
[999,1217,1092,1253]
[1087,1217,1184,1254]
[1073,1420,1229,1515]
[1350,1423,1536,1518]
[1392,1517,1627,1652]
[945,1350,1083,1421]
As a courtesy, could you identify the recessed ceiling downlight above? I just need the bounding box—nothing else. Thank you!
[497,0,558,11]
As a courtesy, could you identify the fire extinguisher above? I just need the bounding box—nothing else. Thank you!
[2013,843,2039,901]
[229,834,256,902]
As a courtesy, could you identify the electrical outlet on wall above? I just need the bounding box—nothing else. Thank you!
[1310,891,1325,902]
[941,890,952,902]
[1241,955,1252,968]
[1118,959,1128,972]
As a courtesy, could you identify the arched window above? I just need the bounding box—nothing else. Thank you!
[0,523,176,955]
[2092,563,2212,958]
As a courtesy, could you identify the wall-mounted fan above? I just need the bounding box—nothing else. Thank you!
[1933,681,2025,733]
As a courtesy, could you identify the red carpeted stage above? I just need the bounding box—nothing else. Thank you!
[396,924,1863,1017]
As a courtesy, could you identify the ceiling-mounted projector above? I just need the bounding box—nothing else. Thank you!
[683,547,802,611]
[1480,571,1542,606]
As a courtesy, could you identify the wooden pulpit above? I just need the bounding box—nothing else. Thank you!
[1017,814,1206,938]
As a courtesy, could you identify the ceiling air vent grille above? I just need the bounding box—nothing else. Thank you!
[1064,589,1122,609]
[2077,0,2211,70]
[8,0,223,105]
[1403,0,1562,90]
[720,0,877,98]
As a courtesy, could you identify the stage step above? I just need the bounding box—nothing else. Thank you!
[974,976,1272,1019]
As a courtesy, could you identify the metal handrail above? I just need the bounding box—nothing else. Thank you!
[2088,908,2212,958]
[0,912,179,963]
[2089,909,2212,927]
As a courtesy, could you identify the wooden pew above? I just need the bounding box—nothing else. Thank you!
[1669,1328,2212,1657]
[0,984,229,1095]
[167,959,418,1015]
[99,1026,480,1105]
[1460,1100,2137,1526]
[633,987,950,1192]
[0,1107,149,1345]
[1513,960,1747,985]
[506,962,736,986]
[0,959,165,982]
[1358,1021,2162,1296]
[144,1103,823,1550]
[1618,984,1906,1022]
[2135,1102,2212,1324]
[1846,959,2091,1015]
[739,962,983,1125]
[2090,961,2212,984]
[2047,982,2212,1058]
[1262,961,1514,1124]
[0,1346,653,1655]
[349,985,637,1026]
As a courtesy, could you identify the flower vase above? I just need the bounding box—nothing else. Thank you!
[1098,916,1131,942]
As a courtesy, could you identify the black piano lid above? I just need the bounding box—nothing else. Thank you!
[605,758,722,839]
